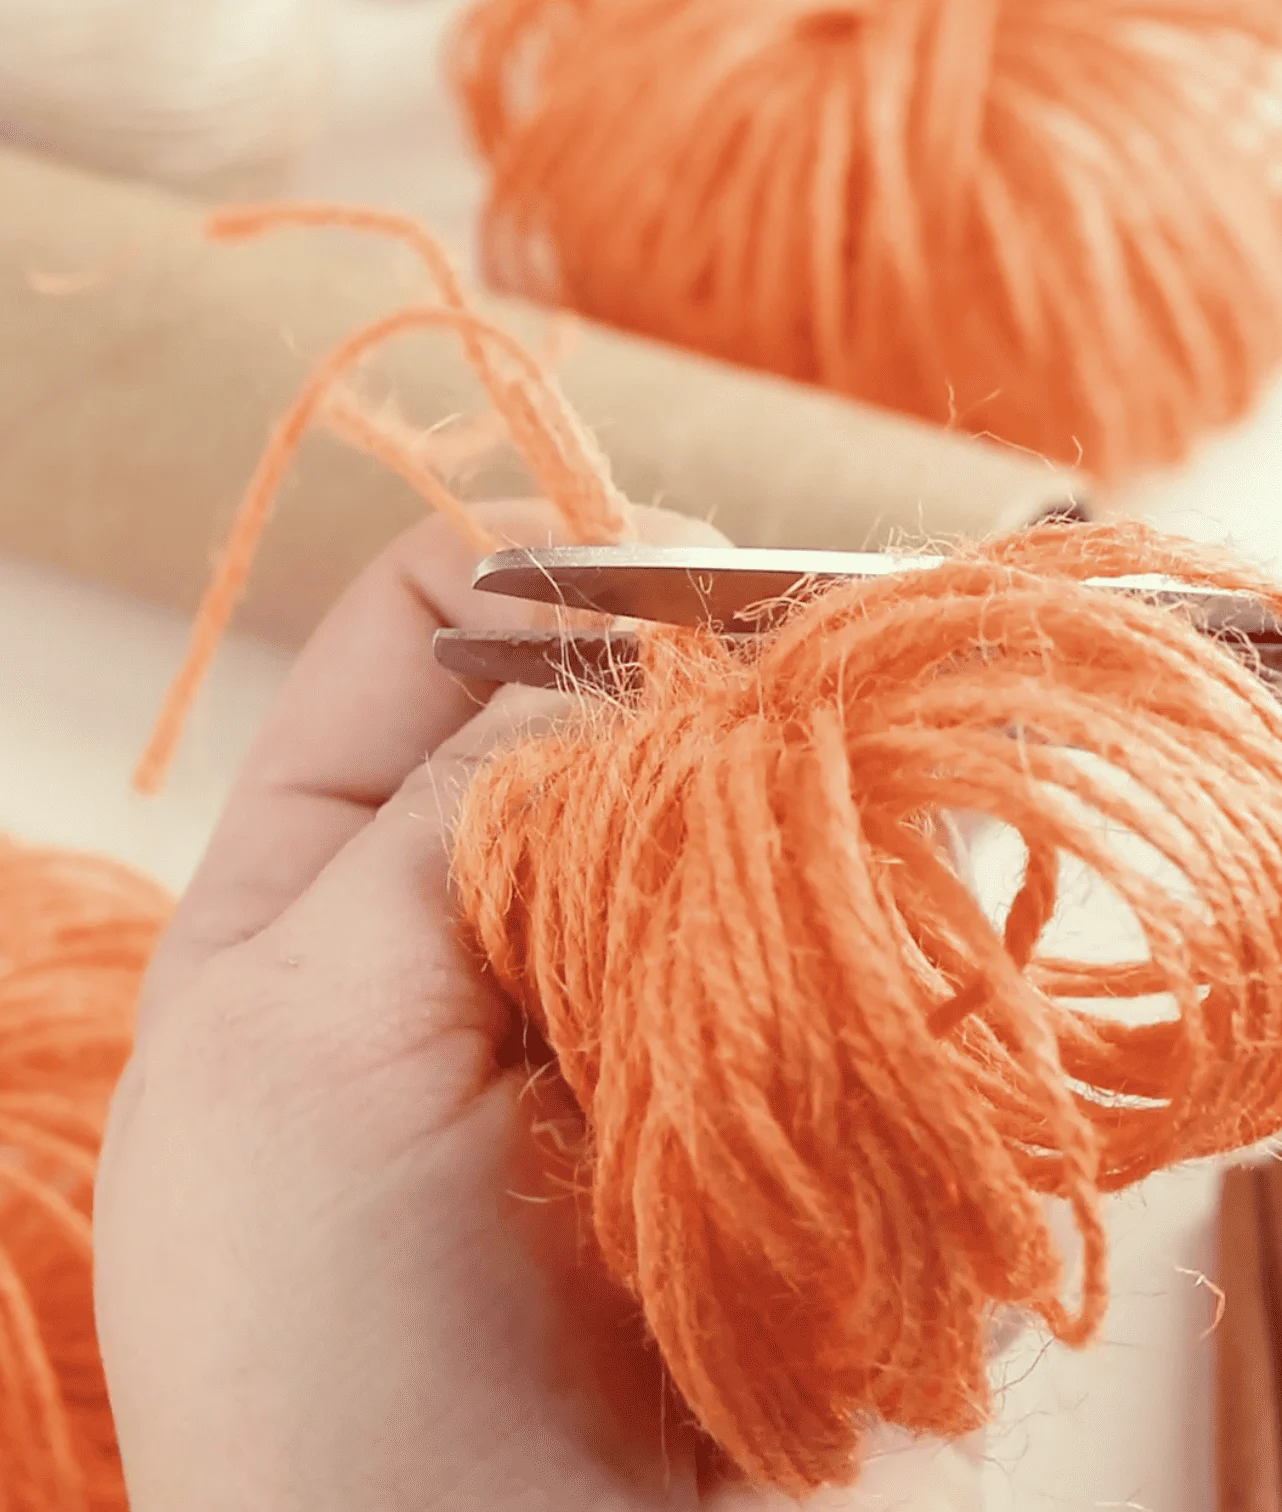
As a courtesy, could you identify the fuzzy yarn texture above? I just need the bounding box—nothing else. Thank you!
[124,204,1282,1494]
[452,0,1282,481]
[0,838,169,1512]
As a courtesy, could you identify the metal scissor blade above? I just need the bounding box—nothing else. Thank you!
[433,627,758,690]
[471,545,945,628]
[472,545,1282,640]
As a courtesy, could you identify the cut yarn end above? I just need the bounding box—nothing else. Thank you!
[124,204,1282,1495]
[0,838,170,1512]
[451,0,1282,481]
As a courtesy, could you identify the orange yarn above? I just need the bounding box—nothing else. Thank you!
[452,0,1282,479]
[453,519,1282,1490]
[320,308,577,512]
[134,203,627,793]
[0,838,169,1512]
[129,204,1282,1495]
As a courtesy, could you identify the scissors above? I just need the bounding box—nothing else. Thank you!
[432,545,1282,690]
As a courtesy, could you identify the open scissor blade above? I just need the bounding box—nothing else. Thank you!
[471,544,1282,639]
[470,545,944,627]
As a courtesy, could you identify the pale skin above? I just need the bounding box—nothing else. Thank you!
[93,501,981,1512]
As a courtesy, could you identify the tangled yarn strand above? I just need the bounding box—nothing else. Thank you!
[135,203,630,792]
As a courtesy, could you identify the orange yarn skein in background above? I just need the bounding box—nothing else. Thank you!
[0,840,169,1512]
[452,0,1282,480]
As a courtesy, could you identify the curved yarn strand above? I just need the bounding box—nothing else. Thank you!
[134,203,630,793]
[452,523,1282,1489]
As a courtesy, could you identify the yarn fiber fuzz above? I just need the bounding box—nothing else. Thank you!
[130,204,1282,1495]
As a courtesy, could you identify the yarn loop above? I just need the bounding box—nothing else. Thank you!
[130,204,1282,1494]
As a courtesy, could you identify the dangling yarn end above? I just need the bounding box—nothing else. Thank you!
[134,203,627,794]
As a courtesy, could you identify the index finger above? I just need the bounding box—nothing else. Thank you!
[145,500,569,1004]
[145,500,727,1007]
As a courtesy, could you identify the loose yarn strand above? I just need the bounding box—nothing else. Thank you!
[134,204,629,794]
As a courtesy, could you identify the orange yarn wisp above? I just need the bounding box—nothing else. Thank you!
[452,0,1282,480]
[134,202,627,793]
[0,838,169,1512]
[452,518,1282,1491]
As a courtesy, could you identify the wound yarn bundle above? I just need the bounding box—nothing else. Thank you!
[130,205,1282,1495]
[453,520,1282,1490]
[451,0,1282,480]
[0,839,169,1512]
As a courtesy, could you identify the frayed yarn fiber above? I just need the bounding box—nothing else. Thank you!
[453,0,1282,479]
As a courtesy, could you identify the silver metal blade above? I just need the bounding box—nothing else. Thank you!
[471,546,944,627]
[471,545,1282,639]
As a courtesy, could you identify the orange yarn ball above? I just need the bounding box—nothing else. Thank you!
[0,840,167,1512]
[453,0,1282,479]
[453,520,1282,1493]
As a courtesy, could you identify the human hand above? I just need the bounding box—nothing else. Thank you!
[94,501,983,1512]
